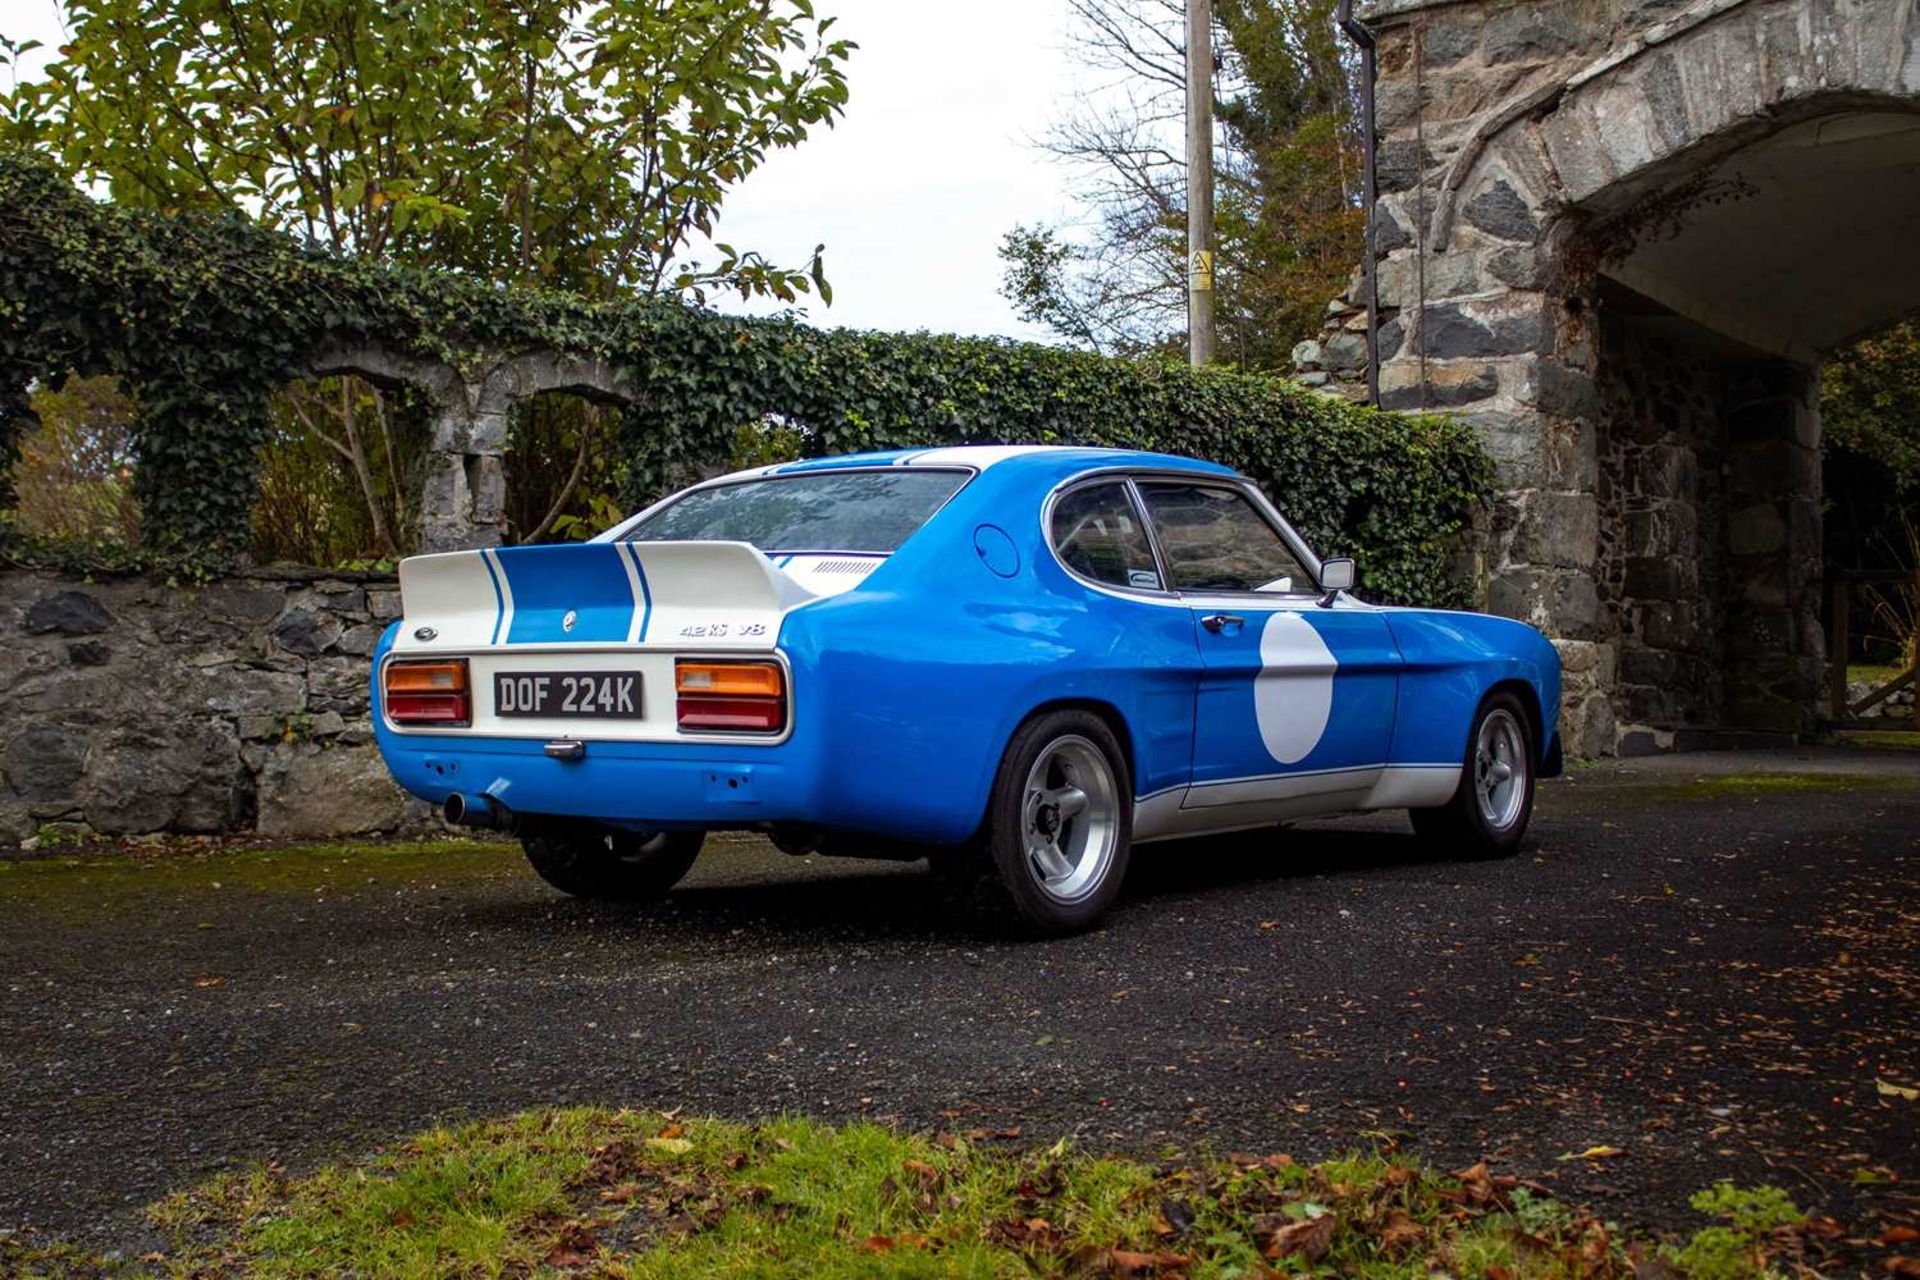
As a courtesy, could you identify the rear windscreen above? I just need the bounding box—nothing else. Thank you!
[622,469,969,555]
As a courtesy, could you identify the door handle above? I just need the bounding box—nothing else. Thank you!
[1200,613,1245,634]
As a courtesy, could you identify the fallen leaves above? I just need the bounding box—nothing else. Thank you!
[1561,1145,1627,1162]
[1875,1077,1918,1101]
[1261,1210,1335,1263]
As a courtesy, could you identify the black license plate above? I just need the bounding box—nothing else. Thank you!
[494,670,641,718]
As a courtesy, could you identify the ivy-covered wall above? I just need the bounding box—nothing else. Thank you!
[0,149,1491,606]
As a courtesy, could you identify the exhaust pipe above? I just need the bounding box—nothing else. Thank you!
[443,792,513,831]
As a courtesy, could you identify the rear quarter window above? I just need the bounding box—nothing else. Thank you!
[623,469,969,554]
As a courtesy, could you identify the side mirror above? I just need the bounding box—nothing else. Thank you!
[1318,558,1356,593]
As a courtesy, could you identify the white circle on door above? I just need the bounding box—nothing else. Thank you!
[1254,612,1338,764]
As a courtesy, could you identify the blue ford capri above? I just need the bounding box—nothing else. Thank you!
[373,446,1561,934]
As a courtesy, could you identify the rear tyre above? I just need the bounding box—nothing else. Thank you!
[1410,692,1535,858]
[521,824,704,901]
[937,710,1132,936]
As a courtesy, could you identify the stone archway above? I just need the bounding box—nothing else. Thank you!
[306,346,632,552]
[1312,0,1920,753]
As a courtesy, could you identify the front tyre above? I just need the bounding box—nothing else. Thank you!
[521,824,704,901]
[942,710,1132,935]
[1410,692,1536,857]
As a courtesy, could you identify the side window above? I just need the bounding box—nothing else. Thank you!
[1051,482,1163,591]
[1137,483,1313,594]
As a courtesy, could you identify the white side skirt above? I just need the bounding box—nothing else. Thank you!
[1134,764,1461,843]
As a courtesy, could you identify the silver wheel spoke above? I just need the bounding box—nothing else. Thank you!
[1051,786,1089,820]
[1018,735,1120,904]
[1031,840,1074,883]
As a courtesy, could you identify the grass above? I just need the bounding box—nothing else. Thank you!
[2,1108,1846,1279]
[0,837,516,923]
[1836,728,1920,751]
[1666,770,1914,800]
[1848,663,1911,689]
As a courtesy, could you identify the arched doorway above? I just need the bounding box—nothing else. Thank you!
[1347,0,1920,753]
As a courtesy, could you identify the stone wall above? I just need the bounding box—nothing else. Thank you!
[1295,0,1920,752]
[1594,308,1729,745]
[0,568,431,845]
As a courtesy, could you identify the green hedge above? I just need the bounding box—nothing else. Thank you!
[0,148,1490,604]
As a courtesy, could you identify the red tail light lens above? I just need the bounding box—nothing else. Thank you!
[385,659,471,726]
[675,660,786,733]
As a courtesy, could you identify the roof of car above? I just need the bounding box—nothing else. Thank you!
[749,444,1237,479]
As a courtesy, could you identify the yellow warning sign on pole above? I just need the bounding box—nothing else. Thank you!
[1188,248,1214,292]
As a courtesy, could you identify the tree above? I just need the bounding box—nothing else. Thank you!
[4,0,852,299]
[4,0,852,558]
[1000,0,1361,369]
[1822,321,1920,670]
[1824,321,1920,499]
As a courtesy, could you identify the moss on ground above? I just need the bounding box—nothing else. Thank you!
[1663,771,1913,801]
[0,1108,1852,1278]
[1835,729,1920,752]
[0,837,516,924]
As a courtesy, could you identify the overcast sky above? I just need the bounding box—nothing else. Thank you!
[3,0,1100,341]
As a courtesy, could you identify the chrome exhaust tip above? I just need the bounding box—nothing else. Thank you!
[443,792,512,831]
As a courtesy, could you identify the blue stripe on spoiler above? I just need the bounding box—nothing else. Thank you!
[480,549,508,646]
[622,541,653,642]
[495,543,637,644]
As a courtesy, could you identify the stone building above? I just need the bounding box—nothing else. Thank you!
[1298,0,1920,754]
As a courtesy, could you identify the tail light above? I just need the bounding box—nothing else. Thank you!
[384,659,471,726]
[675,660,786,733]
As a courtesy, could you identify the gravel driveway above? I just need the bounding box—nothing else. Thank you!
[2,747,1915,1248]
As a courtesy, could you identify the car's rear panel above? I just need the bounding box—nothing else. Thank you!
[375,539,836,825]
[382,539,892,738]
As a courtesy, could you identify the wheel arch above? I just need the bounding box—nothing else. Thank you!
[1008,697,1138,796]
[1486,677,1545,758]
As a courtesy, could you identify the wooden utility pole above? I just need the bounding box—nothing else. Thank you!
[1185,0,1215,367]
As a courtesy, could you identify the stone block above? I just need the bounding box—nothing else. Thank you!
[1376,316,1405,362]
[368,589,403,621]
[1323,331,1369,372]
[1486,245,1545,289]
[3,724,90,802]
[1419,20,1479,67]
[1538,99,1616,205]
[1379,362,1498,411]
[1379,250,1481,305]
[256,744,424,839]
[1513,491,1599,569]
[67,640,111,667]
[191,666,308,718]
[1560,690,1617,759]
[1617,682,1674,726]
[81,724,248,835]
[1376,138,1432,194]
[1637,601,1702,652]
[1520,361,1598,418]
[1636,50,1692,152]
[1461,179,1540,241]
[1482,3,1584,63]
[1488,566,1604,639]
[1290,339,1324,369]
[23,590,112,636]
[1727,504,1786,556]
[1420,300,1548,359]
[337,623,388,657]
[1622,555,1691,601]
[1373,202,1413,254]
[272,607,343,657]
[307,655,373,715]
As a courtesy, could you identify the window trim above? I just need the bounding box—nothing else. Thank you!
[1041,467,1328,603]
[1044,476,1171,596]
[1131,476,1324,600]
[601,464,977,555]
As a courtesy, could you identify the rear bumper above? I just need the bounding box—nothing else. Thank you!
[376,731,817,830]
